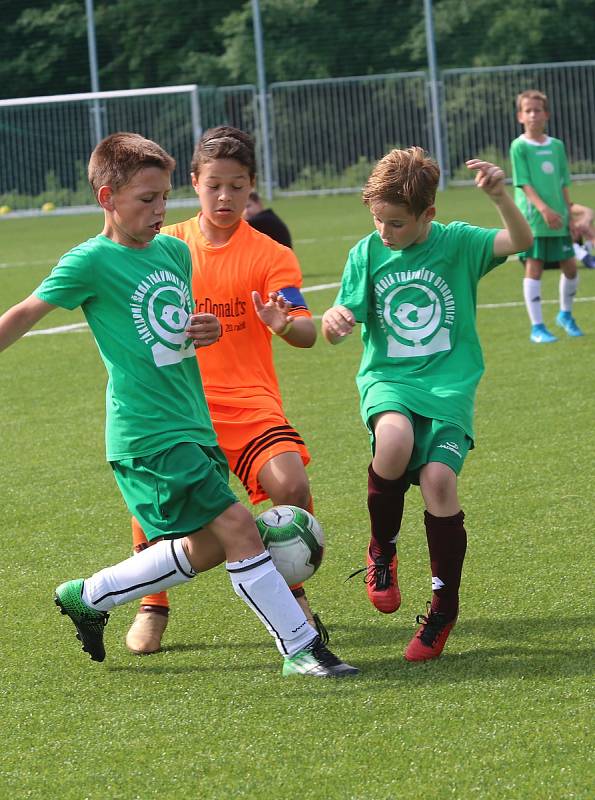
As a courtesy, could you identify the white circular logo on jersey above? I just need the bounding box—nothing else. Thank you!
[541,161,554,174]
[130,269,195,366]
[147,285,190,346]
[383,283,443,345]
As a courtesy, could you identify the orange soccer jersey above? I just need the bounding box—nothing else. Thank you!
[160,215,312,501]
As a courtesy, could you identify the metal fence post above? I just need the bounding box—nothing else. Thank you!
[424,0,445,189]
[251,0,273,200]
[84,0,103,145]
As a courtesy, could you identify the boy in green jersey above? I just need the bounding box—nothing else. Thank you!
[322,147,532,661]
[510,89,584,343]
[0,132,357,678]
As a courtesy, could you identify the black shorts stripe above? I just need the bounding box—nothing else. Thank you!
[234,424,303,479]
[237,581,287,655]
[236,432,305,486]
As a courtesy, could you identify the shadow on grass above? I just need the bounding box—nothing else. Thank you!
[327,612,595,683]
[106,612,593,682]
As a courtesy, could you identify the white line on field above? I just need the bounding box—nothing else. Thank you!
[0,258,56,269]
[23,293,595,337]
[25,322,89,336]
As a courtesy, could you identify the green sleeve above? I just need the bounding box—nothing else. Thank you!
[510,139,529,188]
[334,237,372,323]
[34,246,95,310]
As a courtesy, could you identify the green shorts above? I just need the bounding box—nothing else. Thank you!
[111,442,238,541]
[368,403,472,485]
[519,235,574,263]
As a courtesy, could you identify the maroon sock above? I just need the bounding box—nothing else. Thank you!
[367,463,409,559]
[424,510,467,621]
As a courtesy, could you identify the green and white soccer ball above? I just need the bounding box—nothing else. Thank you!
[255,505,324,586]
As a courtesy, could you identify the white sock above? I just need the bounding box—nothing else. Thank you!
[559,274,579,313]
[573,242,588,260]
[82,538,195,612]
[226,551,316,657]
[523,278,543,325]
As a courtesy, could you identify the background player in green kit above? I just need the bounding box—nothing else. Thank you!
[322,146,532,661]
[511,89,584,343]
[0,132,357,678]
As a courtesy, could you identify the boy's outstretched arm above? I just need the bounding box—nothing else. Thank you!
[321,305,356,345]
[466,159,533,257]
[252,290,316,348]
[0,295,55,353]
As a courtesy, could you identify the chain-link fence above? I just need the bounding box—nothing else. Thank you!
[1,60,593,211]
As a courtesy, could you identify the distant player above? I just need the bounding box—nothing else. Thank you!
[0,132,357,678]
[126,126,328,656]
[243,190,293,248]
[322,147,532,661]
[510,89,584,343]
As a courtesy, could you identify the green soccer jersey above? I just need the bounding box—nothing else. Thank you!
[510,135,571,237]
[334,221,505,440]
[35,234,217,460]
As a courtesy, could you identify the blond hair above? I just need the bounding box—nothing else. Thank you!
[88,132,176,197]
[516,90,549,113]
[362,147,439,217]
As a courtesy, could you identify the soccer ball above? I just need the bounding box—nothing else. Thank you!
[255,505,324,586]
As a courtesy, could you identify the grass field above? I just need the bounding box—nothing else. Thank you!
[1,185,594,799]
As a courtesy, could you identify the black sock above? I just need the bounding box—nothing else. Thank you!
[424,510,467,621]
[367,463,409,559]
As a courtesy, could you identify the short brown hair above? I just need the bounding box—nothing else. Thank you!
[191,126,256,178]
[88,132,176,197]
[516,90,549,113]
[362,146,439,217]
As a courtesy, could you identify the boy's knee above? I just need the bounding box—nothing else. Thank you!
[420,463,457,506]
[560,259,578,278]
[276,476,310,508]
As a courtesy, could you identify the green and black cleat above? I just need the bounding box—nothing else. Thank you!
[283,635,359,678]
[55,578,109,663]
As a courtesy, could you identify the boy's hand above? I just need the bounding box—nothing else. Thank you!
[541,205,563,230]
[466,159,506,199]
[186,312,221,348]
[252,290,293,334]
[321,305,356,341]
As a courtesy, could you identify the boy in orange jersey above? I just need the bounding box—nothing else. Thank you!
[126,126,326,655]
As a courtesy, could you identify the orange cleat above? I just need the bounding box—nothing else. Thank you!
[347,549,401,613]
[404,603,456,661]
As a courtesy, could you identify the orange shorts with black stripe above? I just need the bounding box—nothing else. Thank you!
[208,402,311,505]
